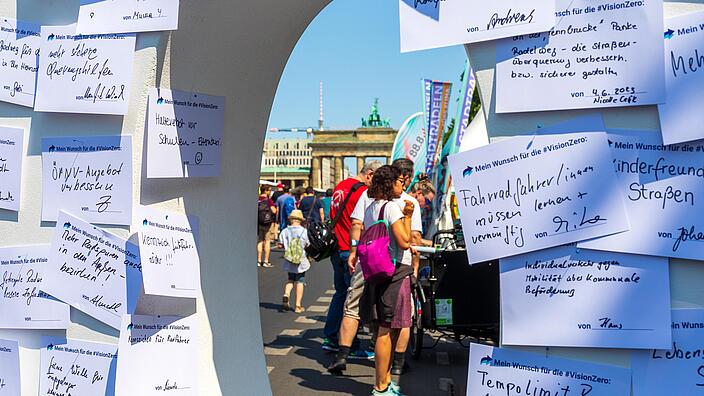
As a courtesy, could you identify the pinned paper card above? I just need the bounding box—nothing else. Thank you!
[399,0,554,52]
[500,245,671,349]
[580,133,704,260]
[632,309,704,396]
[659,10,704,145]
[39,338,116,396]
[116,314,197,396]
[147,88,225,178]
[0,245,70,329]
[0,18,40,107]
[0,126,23,212]
[41,136,132,225]
[77,0,180,34]
[138,206,200,298]
[495,0,665,113]
[0,339,20,396]
[34,24,136,115]
[43,211,142,330]
[448,132,629,263]
[467,343,630,396]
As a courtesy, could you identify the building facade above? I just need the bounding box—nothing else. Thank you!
[260,131,313,188]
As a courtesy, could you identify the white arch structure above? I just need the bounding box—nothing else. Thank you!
[0,1,703,395]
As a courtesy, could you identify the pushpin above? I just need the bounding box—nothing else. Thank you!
[90,12,95,19]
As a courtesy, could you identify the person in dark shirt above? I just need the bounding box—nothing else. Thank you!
[298,186,324,224]
[271,183,285,203]
[322,188,333,221]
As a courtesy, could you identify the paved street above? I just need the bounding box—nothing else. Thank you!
[258,250,472,396]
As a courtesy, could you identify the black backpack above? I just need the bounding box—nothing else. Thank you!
[258,199,274,225]
[305,182,364,261]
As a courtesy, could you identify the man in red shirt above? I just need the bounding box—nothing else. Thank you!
[322,160,382,352]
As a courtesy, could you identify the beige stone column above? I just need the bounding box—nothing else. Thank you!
[356,156,365,175]
[334,156,343,185]
[311,156,321,189]
[386,156,392,165]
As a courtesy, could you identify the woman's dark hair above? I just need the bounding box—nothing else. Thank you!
[325,188,333,197]
[260,185,271,195]
[368,165,400,200]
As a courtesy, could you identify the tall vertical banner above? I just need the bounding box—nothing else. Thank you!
[391,112,426,179]
[424,81,452,178]
[433,62,476,222]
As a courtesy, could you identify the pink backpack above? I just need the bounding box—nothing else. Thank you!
[358,202,396,284]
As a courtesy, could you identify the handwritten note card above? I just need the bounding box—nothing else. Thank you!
[41,135,132,225]
[0,339,20,396]
[0,18,40,107]
[0,126,23,212]
[0,245,70,329]
[34,24,136,115]
[116,314,198,396]
[500,245,671,349]
[448,132,629,263]
[399,0,554,53]
[580,133,704,260]
[147,88,225,178]
[495,0,665,113]
[44,211,141,330]
[138,206,200,298]
[632,309,704,396]
[39,338,116,396]
[77,0,179,34]
[659,10,704,145]
[467,343,630,396]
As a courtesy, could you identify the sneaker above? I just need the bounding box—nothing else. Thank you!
[326,357,347,373]
[281,296,290,311]
[294,306,305,313]
[321,337,339,352]
[389,381,402,394]
[262,262,273,268]
[348,349,375,360]
[371,386,405,396]
[257,262,262,267]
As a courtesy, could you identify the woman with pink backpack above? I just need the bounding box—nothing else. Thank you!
[357,165,415,396]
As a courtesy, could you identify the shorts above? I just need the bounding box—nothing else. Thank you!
[287,272,306,284]
[257,223,272,242]
[343,263,365,321]
[379,277,412,329]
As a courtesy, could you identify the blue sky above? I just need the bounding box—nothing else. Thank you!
[266,0,468,132]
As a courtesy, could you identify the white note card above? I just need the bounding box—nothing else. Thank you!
[116,314,198,396]
[632,309,704,396]
[41,135,132,225]
[659,10,704,145]
[580,132,704,260]
[448,132,629,263]
[39,338,116,396]
[44,211,142,330]
[399,0,555,53]
[500,245,671,349]
[496,0,665,113]
[0,245,70,329]
[467,343,630,396]
[147,87,225,178]
[34,24,136,115]
[0,339,20,396]
[138,206,200,298]
[0,18,40,107]
[0,126,23,212]
[77,0,180,34]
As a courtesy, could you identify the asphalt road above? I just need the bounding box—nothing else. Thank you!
[258,250,473,396]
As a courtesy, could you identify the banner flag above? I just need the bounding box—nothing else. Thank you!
[391,112,427,179]
[424,81,452,177]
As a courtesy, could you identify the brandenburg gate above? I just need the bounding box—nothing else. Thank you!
[309,101,396,189]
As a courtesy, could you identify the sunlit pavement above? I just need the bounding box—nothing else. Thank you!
[259,251,472,396]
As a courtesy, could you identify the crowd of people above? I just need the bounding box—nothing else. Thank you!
[256,159,435,396]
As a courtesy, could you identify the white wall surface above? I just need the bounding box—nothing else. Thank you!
[0,0,329,394]
[465,0,704,374]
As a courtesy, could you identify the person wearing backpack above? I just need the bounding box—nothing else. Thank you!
[257,185,277,268]
[275,185,295,232]
[279,209,311,313]
[356,165,414,396]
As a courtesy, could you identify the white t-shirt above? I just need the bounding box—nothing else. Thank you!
[355,192,422,266]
